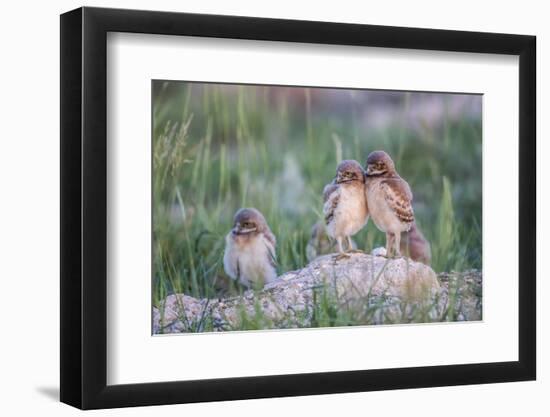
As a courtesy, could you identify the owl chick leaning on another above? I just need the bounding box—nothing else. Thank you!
[364,150,415,258]
[223,208,278,289]
[323,159,369,259]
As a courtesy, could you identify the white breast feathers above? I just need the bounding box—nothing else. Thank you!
[223,232,277,288]
[325,184,369,239]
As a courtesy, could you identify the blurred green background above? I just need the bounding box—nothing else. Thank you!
[152,81,482,305]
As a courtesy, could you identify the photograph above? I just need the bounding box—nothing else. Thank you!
[151,81,483,334]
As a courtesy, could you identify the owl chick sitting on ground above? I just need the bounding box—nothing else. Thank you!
[223,208,278,289]
[364,150,415,258]
[371,221,432,265]
[323,159,369,259]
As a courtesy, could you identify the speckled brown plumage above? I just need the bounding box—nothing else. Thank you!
[365,151,415,258]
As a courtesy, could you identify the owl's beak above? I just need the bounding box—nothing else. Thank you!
[336,173,352,183]
[233,225,257,235]
[366,164,379,176]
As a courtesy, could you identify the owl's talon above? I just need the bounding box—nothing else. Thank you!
[347,249,364,254]
[333,253,351,261]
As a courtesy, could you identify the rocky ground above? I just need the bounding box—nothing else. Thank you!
[153,253,482,333]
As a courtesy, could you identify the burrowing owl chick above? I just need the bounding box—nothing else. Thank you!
[372,222,431,265]
[364,151,414,258]
[306,221,357,262]
[223,208,277,288]
[323,160,369,259]
[401,222,431,265]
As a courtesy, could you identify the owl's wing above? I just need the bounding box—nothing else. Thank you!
[322,181,337,202]
[381,178,414,224]
[322,182,340,225]
[223,240,239,280]
[263,230,277,268]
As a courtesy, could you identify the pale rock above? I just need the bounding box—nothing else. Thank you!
[153,253,480,333]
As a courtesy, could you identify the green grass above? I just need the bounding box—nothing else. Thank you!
[152,82,482,330]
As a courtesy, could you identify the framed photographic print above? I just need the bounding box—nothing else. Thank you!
[60,6,536,410]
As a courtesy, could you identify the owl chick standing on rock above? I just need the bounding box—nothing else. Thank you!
[323,160,369,259]
[223,208,278,289]
[364,150,415,258]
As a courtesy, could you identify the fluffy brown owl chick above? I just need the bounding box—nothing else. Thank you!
[401,222,431,265]
[364,151,414,258]
[323,160,369,259]
[223,208,277,288]
[306,221,357,262]
[372,222,431,265]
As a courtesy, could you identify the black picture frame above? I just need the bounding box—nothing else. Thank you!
[60,6,536,410]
